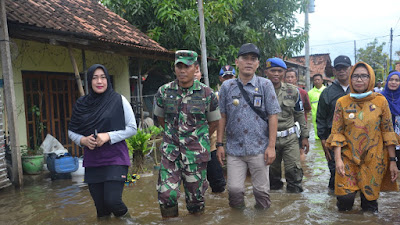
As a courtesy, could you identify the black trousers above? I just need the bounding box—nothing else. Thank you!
[337,192,378,212]
[328,150,336,190]
[207,151,226,193]
[88,181,127,217]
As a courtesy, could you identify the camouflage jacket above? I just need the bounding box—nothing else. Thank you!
[154,79,221,164]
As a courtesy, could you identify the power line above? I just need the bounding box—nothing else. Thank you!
[310,35,389,48]
[393,16,400,31]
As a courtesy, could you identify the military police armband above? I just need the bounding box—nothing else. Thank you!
[216,142,224,148]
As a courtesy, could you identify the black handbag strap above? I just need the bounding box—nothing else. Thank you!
[236,79,268,122]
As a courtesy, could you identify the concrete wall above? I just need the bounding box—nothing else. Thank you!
[1,39,131,146]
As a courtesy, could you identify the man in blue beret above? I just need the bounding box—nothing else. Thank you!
[265,57,309,193]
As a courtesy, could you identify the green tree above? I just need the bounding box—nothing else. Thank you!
[101,0,306,86]
[356,39,389,81]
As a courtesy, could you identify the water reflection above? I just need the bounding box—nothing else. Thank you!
[1,135,400,224]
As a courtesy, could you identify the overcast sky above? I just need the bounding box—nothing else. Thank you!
[295,0,400,67]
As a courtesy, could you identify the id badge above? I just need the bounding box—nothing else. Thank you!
[253,94,262,108]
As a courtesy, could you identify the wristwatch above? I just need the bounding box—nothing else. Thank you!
[389,157,398,162]
[216,142,224,148]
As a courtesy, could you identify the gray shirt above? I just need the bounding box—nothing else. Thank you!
[219,75,281,156]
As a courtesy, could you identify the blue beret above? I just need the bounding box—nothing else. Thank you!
[219,65,236,77]
[266,58,287,70]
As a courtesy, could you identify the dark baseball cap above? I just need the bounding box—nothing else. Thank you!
[238,43,260,58]
[334,55,351,68]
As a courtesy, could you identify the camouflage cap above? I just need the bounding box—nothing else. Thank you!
[175,50,198,65]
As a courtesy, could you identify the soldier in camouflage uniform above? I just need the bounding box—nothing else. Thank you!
[153,50,221,218]
[265,58,309,193]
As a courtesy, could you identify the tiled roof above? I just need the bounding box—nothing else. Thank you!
[6,0,167,53]
[287,54,333,78]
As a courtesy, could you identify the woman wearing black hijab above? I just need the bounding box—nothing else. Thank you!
[68,64,137,218]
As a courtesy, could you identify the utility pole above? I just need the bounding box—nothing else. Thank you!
[354,40,357,63]
[0,0,23,187]
[304,8,310,91]
[197,0,209,86]
[390,28,393,71]
[305,0,314,91]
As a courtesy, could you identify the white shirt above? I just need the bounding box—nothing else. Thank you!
[340,84,349,92]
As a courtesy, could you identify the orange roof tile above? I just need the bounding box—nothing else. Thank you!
[6,0,166,52]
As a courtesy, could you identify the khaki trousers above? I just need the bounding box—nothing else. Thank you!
[227,153,271,209]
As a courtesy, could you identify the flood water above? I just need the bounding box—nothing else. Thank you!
[1,132,400,225]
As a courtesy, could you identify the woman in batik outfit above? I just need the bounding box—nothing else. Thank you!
[327,62,398,212]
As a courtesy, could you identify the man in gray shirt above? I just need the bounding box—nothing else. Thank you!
[217,43,281,209]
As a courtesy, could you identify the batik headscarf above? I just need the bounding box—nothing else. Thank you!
[382,71,400,117]
[68,64,125,136]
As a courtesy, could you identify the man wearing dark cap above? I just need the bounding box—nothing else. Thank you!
[317,55,352,191]
[217,43,281,209]
[154,50,221,218]
[265,58,309,193]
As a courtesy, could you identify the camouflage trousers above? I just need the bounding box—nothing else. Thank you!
[157,155,208,213]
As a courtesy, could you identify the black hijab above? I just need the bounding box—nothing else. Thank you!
[68,64,125,136]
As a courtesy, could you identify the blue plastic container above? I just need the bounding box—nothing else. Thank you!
[47,153,79,174]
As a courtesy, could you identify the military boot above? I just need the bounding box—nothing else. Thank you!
[286,184,303,193]
[187,204,205,215]
[285,166,304,193]
[160,204,179,218]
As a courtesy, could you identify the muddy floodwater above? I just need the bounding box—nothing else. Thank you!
[1,134,400,225]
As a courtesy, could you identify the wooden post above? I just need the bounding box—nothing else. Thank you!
[0,0,23,187]
[81,49,88,95]
[138,59,144,129]
[68,45,85,97]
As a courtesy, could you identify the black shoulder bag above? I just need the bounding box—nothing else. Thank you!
[236,79,269,122]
